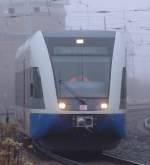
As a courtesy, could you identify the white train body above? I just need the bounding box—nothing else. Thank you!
[15,31,126,150]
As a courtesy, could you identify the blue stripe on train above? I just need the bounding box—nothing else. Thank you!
[30,113,125,139]
[30,114,72,138]
[95,114,125,138]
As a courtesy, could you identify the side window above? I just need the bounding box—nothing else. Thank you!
[30,67,45,109]
[32,67,43,98]
[120,67,126,109]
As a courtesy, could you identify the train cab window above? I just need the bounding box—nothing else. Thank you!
[44,35,115,103]
[51,47,112,98]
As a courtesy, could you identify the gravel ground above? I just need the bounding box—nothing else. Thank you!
[106,108,150,165]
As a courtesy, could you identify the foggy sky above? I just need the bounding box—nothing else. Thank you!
[67,0,150,10]
[65,0,150,81]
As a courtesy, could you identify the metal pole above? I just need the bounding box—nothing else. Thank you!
[123,10,126,31]
[26,0,32,35]
[86,4,89,29]
[46,0,51,16]
[6,109,9,124]
[104,16,106,31]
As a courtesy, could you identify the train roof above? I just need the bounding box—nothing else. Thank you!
[43,30,116,38]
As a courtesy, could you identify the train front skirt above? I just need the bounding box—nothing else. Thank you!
[30,113,125,150]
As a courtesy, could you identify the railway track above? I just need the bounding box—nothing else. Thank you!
[32,140,144,165]
[128,104,150,111]
[100,153,144,165]
[32,140,83,165]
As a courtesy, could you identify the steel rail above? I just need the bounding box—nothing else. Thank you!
[101,153,145,165]
[32,140,83,165]
[32,140,144,165]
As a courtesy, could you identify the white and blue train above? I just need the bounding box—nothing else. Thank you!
[15,30,126,151]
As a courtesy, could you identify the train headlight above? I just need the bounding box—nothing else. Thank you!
[100,102,108,110]
[58,102,66,110]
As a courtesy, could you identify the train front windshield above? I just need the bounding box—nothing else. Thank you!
[51,46,112,98]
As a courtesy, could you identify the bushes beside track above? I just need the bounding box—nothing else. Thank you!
[0,123,37,165]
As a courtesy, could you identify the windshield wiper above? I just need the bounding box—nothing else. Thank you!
[58,80,86,104]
